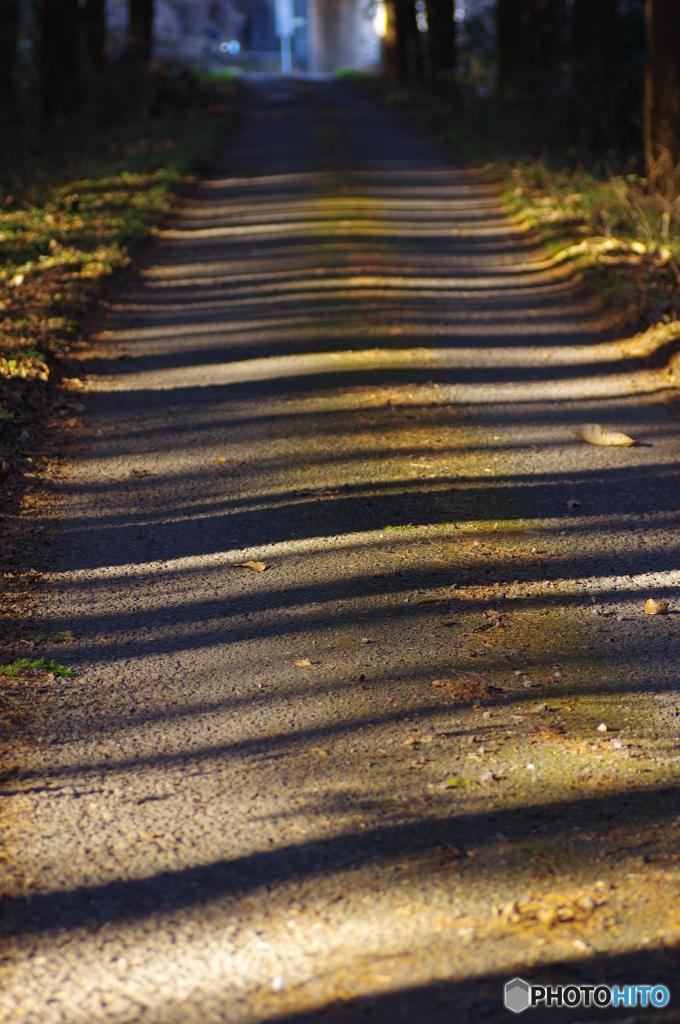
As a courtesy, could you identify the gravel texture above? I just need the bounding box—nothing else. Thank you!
[2,80,680,1023]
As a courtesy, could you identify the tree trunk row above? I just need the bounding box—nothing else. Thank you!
[492,0,680,170]
[0,0,154,114]
[645,0,680,173]
[384,0,455,88]
[384,0,679,171]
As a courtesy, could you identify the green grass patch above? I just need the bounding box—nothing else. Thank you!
[443,775,479,789]
[0,656,74,677]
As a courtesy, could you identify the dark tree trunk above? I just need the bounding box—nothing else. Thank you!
[0,0,19,103]
[127,0,154,65]
[38,0,81,114]
[80,0,106,75]
[426,0,455,88]
[394,0,422,85]
[496,0,527,100]
[394,0,409,82]
[383,0,399,77]
[645,0,680,173]
[572,0,619,155]
[528,0,561,106]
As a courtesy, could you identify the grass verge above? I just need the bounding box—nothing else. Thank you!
[0,67,238,512]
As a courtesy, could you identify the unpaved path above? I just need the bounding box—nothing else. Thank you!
[2,81,680,1023]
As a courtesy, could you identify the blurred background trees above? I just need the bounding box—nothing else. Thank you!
[645,0,680,184]
[383,0,667,176]
[0,0,158,121]
[0,1,677,180]
[0,0,20,106]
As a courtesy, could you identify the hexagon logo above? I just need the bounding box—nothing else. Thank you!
[504,977,530,1014]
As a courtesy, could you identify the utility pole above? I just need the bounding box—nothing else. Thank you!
[276,0,303,76]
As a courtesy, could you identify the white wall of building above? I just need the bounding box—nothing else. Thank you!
[307,0,380,75]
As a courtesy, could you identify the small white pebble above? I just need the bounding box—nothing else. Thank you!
[361,637,369,644]
[526,763,535,771]
[597,722,607,733]
[514,670,522,676]
[553,670,562,679]
[271,976,284,992]
[523,679,533,688]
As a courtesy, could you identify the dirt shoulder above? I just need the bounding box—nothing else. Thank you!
[0,70,240,840]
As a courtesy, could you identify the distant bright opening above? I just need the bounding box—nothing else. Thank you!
[373,2,387,38]
[454,0,465,22]
[220,40,241,54]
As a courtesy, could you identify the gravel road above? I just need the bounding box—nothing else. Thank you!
[2,80,680,1023]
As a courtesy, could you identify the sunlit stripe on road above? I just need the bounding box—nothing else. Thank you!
[49,522,680,597]
[141,268,574,291]
[80,346,654,398]
[156,220,525,239]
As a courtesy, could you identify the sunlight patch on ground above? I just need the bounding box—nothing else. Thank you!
[3,869,678,1024]
[47,520,680,602]
[81,346,658,398]
[156,219,525,240]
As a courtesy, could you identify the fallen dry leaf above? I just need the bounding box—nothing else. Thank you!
[645,598,669,615]
[295,658,312,667]
[571,423,636,446]
[232,561,267,572]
